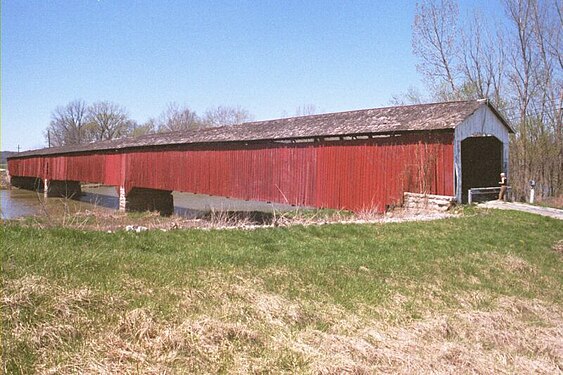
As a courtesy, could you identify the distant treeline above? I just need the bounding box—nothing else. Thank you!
[42,101,319,150]
[43,101,255,148]
[1,151,18,165]
[393,0,562,201]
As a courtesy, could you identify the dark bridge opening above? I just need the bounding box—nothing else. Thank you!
[10,176,44,191]
[461,136,502,203]
[126,188,174,216]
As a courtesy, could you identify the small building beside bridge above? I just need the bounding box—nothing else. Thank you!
[8,99,513,213]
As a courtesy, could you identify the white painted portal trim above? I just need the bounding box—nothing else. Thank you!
[453,106,510,203]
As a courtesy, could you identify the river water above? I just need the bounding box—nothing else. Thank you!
[1,186,297,220]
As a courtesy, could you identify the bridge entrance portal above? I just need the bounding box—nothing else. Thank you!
[461,136,502,203]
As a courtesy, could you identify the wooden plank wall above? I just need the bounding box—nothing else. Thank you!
[7,132,454,212]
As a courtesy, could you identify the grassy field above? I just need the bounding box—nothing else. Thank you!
[2,208,562,374]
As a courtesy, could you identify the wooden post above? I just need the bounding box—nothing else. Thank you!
[119,186,126,212]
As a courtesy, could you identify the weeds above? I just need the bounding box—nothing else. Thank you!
[17,200,457,232]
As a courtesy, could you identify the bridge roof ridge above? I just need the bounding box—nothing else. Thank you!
[10,99,510,158]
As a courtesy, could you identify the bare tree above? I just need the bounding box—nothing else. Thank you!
[410,0,562,200]
[529,0,562,137]
[45,100,88,146]
[157,103,202,132]
[389,86,426,106]
[131,118,158,137]
[86,101,133,141]
[459,12,505,106]
[294,104,318,117]
[412,1,505,105]
[503,0,562,199]
[505,0,537,124]
[412,0,460,98]
[203,105,253,127]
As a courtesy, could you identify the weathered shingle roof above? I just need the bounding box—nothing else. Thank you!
[10,99,511,158]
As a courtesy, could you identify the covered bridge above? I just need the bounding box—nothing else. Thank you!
[8,99,513,213]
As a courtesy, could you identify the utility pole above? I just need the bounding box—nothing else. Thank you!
[17,145,20,153]
[48,130,51,147]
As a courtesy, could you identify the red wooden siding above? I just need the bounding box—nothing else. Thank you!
[8,132,454,212]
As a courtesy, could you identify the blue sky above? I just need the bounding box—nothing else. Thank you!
[2,0,501,151]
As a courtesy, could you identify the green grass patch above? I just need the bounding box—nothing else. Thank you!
[2,209,562,373]
[5,209,560,306]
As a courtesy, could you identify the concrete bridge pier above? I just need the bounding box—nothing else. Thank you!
[122,187,174,216]
[45,180,82,199]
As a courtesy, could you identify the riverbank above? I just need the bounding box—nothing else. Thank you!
[12,203,456,232]
[1,185,301,220]
[3,185,457,230]
[3,209,562,373]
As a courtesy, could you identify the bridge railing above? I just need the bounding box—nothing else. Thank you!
[468,186,511,204]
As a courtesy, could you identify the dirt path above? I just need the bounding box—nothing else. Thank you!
[478,200,563,220]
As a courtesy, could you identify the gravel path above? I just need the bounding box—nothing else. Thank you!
[478,200,563,220]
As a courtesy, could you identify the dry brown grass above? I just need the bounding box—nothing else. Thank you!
[41,209,203,232]
[17,202,457,233]
[3,272,562,374]
[283,294,563,374]
[475,252,539,275]
[538,195,563,209]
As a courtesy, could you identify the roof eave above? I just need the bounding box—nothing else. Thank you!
[484,100,515,133]
[7,128,457,160]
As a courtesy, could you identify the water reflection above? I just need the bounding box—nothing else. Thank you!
[1,189,42,219]
[1,186,298,220]
[0,188,115,220]
[80,186,119,209]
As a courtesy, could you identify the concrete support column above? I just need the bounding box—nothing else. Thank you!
[43,179,49,198]
[118,186,126,212]
[46,180,82,199]
[125,187,174,216]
